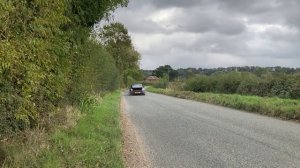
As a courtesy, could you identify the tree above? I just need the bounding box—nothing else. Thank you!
[69,0,128,26]
[97,22,141,85]
[152,65,178,81]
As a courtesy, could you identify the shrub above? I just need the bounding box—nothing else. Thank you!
[215,72,243,93]
[183,71,300,99]
[237,73,260,95]
[154,75,169,89]
[184,75,210,92]
[289,74,300,99]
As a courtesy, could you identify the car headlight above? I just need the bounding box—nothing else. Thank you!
[142,88,145,91]
[130,89,133,91]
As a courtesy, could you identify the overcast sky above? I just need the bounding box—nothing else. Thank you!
[110,0,300,69]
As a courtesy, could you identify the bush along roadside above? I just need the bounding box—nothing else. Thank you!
[2,91,123,167]
[147,87,300,121]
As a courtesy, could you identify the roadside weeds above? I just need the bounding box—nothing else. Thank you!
[2,91,123,167]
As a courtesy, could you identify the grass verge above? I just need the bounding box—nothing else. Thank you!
[2,91,123,167]
[147,87,300,121]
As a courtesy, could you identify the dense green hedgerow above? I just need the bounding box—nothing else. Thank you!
[0,0,127,135]
[184,72,300,99]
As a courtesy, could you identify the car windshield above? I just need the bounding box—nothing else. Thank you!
[132,84,143,88]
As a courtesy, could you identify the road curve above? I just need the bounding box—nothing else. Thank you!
[123,92,300,168]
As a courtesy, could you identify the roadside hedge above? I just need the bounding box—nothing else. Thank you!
[0,0,126,135]
[184,72,300,99]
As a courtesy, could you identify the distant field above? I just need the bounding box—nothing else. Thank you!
[147,87,300,121]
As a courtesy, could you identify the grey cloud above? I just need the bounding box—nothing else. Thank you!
[150,0,210,8]
[151,0,300,30]
[174,10,246,35]
[261,27,300,43]
[150,0,279,14]
[218,0,279,14]
[220,0,300,30]
[109,0,300,69]
[117,2,246,35]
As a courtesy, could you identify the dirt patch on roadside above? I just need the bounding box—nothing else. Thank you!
[121,97,150,168]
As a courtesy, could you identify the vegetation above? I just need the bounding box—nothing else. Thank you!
[148,65,300,99]
[184,71,300,99]
[3,91,123,167]
[97,22,143,86]
[152,74,169,89]
[147,65,300,121]
[0,0,136,135]
[0,0,140,166]
[152,65,178,81]
[177,66,300,77]
[147,87,300,121]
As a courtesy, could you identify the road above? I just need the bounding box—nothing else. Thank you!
[123,92,300,168]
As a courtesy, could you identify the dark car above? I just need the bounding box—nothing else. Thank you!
[129,84,146,95]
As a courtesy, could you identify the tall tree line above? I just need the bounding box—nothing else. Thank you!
[0,0,138,135]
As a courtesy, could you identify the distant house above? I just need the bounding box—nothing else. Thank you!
[145,76,159,83]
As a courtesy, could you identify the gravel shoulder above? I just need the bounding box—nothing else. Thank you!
[121,97,150,168]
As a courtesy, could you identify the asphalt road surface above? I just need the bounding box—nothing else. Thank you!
[123,92,300,168]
